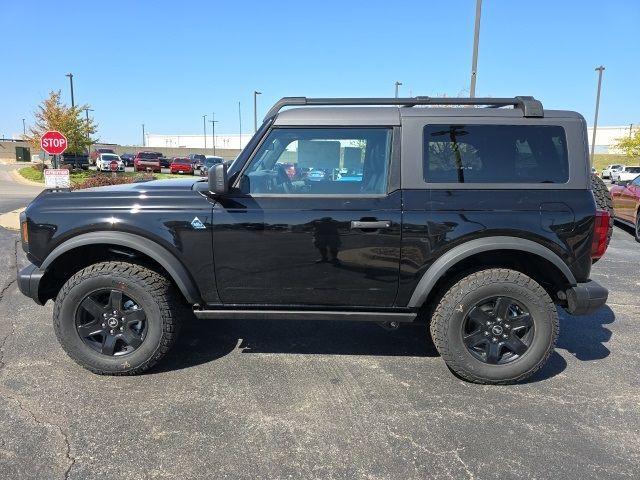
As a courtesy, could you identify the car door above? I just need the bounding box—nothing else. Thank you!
[211,126,401,307]
[619,176,640,222]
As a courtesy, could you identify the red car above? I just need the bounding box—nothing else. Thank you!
[610,174,640,241]
[134,151,163,172]
[170,157,194,175]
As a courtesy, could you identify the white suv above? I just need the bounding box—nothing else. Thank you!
[612,165,640,183]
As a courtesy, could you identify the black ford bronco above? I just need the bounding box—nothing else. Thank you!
[17,96,612,384]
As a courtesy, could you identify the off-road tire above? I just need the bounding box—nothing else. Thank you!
[591,173,614,254]
[53,261,181,375]
[430,268,559,385]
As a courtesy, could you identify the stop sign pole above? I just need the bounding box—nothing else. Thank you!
[40,131,68,168]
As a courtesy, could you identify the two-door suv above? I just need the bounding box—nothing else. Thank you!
[17,96,610,384]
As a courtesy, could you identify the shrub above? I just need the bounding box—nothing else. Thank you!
[71,173,156,190]
[31,163,48,172]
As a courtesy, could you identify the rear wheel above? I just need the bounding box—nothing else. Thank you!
[53,261,181,375]
[430,268,558,384]
[635,213,640,242]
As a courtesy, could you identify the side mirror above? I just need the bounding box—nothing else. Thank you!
[617,180,630,187]
[208,163,228,194]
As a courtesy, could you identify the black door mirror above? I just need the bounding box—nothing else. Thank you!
[617,179,631,187]
[208,163,228,194]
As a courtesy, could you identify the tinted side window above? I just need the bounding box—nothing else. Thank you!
[240,128,392,195]
[423,125,569,183]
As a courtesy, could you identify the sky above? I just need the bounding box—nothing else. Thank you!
[2,0,639,145]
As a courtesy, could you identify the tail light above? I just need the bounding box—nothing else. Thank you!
[591,209,610,260]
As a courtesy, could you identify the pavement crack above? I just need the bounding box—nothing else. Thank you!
[2,392,76,479]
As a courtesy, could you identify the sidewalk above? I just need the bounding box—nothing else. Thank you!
[0,207,23,230]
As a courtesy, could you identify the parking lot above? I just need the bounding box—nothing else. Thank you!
[0,215,638,479]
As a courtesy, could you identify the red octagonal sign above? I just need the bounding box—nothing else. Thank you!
[40,131,68,155]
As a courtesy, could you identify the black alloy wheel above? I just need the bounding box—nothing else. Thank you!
[75,288,147,356]
[635,214,640,242]
[462,296,534,365]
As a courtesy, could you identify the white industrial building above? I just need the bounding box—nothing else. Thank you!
[146,125,638,154]
[587,125,637,154]
[146,133,251,150]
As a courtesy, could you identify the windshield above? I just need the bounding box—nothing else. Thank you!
[102,154,119,161]
[139,153,160,159]
[174,159,191,164]
[625,167,640,173]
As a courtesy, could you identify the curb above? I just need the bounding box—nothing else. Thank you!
[9,167,45,187]
[0,208,24,231]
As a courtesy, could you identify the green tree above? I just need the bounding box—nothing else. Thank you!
[25,90,98,154]
[614,128,640,158]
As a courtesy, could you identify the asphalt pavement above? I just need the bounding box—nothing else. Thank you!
[0,164,43,214]
[0,168,638,479]
[0,224,639,479]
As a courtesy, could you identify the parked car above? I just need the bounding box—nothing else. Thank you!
[90,148,116,165]
[602,164,624,179]
[197,156,225,175]
[134,151,163,172]
[611,165,640,183]
[159,156,172,168]
[96,153,125,172]
[59,153,90,170]
[169,157,194,175]
[610,174,640,241]
[120,153,135,167]
[188,154,206,171]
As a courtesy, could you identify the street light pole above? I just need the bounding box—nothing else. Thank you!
[253,91,262,132]
[65,73,75,108]
[590,65,605,163]
[394,81,402,98]
[238,101,242,149]
[142,124,145,147]
[22,118,26,136]
[209,115,219,156]
[203,115,207,149]
[469,0,482,97]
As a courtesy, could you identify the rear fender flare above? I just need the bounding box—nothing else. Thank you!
[407,236,576,308]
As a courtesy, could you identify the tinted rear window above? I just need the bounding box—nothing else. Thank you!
[138,153,161,159]
[423,125,569,184]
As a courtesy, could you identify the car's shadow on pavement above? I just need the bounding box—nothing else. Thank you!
[154,305,615,382]
[154,317,438,374]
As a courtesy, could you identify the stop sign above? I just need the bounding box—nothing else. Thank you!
[40,131,68,155]
[110,160,119,172]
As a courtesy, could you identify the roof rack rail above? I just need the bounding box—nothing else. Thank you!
[264,96,543,120]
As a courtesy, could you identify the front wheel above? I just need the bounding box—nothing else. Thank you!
[53,261,181,375]
[430,268,558,384]
[635,213,640,242]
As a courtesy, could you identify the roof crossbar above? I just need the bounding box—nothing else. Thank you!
[264,96,544,120]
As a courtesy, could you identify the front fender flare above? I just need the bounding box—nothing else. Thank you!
[41,231,201,305]
[407,236,577,308]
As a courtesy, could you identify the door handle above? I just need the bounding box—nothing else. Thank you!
[350,220,391,229]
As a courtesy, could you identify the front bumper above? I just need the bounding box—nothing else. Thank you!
[16,263,46,305]
[565,280,608,315]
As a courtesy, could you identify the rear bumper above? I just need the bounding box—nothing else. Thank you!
[16,263,45,305]
[565,280,608,315]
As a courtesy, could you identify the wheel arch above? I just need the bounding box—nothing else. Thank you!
[407,236,577,309]
[39,232,201,305]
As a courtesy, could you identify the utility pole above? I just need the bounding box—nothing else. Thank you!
[394,81,402,98]
[203,114,207,149]
[142,124,145,147]
[209,114,219,155]
[22,118,26,136]
[253,91,262,132]
[630,124,634,138]
[469,0,482,97]
[65,73,75,108]
[590,66,605,163]
[238,101,242,149]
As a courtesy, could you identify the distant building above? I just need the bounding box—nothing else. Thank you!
[146,133,251,150]
[587,125,637,154]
